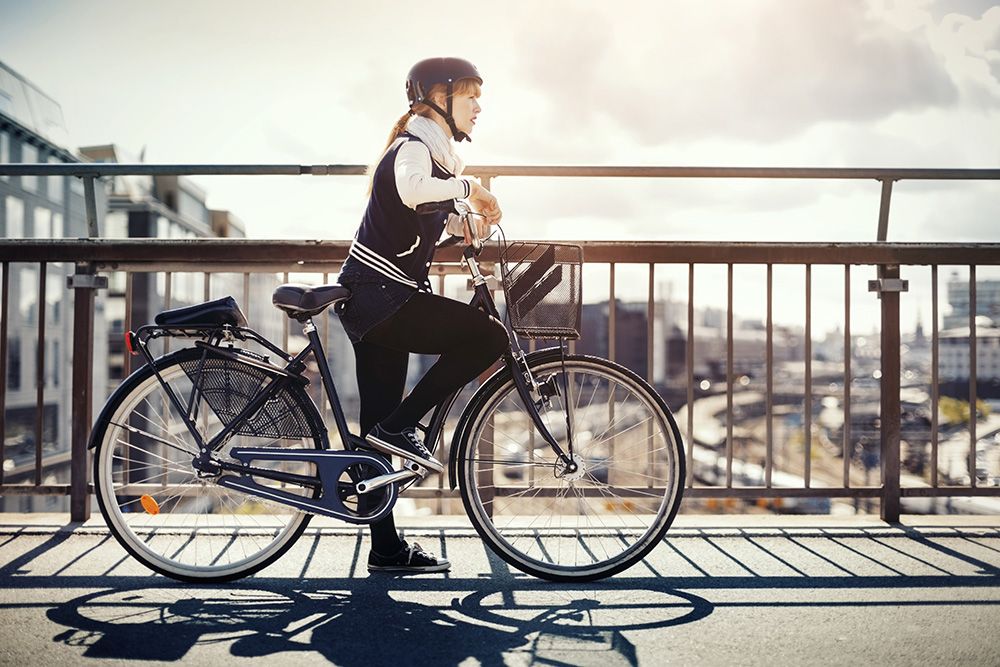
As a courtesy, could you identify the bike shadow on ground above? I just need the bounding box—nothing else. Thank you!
[32,524,1000,664]
[45,572,713,666]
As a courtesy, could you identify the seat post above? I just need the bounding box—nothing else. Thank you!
[302,318,354,448]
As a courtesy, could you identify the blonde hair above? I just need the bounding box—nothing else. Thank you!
[367,79,482,193]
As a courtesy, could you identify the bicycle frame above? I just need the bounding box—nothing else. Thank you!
[123,243,574,501]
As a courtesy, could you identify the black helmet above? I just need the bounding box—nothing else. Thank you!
[406,57,482,142]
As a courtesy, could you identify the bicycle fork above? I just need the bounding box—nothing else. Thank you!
[466,249,578,475]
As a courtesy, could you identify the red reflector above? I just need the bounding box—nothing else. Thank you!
[124,331,138,356]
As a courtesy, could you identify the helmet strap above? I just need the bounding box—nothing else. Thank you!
[421,82,471,142]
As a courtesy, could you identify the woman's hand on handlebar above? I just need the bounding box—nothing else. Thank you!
[469,181,502,225]
[463,215,491,247]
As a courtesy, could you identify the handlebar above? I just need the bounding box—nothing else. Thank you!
[419,200,486,255]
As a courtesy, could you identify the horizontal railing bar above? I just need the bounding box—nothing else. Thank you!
[0,485,93,495]
[2,240,999,266]
[2,163,1000,181]
[435,486,889,498]
[93,263,474,274]
[473,166,1000,180]
[900,487,1000,498]
[7,484,999,499]
[0,164,357,177]
[684,487,882,499]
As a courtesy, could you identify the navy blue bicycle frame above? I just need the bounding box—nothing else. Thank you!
[129,270,571,489]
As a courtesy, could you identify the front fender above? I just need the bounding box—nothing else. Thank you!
[447,346,567,489]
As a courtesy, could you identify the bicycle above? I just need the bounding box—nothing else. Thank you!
[90,203,686,583]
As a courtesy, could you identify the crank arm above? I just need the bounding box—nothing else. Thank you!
[356,462,424,495]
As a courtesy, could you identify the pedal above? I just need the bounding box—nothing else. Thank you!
[403,459,430,478]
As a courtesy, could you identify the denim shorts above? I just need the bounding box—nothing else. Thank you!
[337,260,416,343]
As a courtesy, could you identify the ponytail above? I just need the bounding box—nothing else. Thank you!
[383,111,413,154]
[367,112,413,195]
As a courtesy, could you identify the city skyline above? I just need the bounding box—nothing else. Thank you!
[2,0,998,336]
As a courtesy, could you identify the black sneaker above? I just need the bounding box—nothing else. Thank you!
[368,540,451,574]
[365,424,443,473]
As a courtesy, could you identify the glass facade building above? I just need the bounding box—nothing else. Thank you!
[1,60,104,511]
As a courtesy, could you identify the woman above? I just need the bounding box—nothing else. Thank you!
[337,57,509,573]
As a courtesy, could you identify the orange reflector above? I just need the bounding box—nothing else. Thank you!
[140,495,160,515]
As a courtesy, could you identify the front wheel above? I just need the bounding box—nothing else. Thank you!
[457,353,685,582]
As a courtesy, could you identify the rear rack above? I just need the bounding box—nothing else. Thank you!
[129,323,291,363]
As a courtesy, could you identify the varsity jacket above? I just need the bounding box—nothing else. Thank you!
[346,132,470,292]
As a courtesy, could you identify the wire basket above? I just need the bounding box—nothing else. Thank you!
[500,242,582,339]
[180,355,315,439]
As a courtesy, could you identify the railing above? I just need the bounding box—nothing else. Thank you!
[1,163,999,524]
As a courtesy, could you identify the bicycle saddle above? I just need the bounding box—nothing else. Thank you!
[272,283,352,321]
[154,295,248,328]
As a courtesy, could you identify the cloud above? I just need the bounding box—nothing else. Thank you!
[507,1,958,146]
[874,2,1000,107]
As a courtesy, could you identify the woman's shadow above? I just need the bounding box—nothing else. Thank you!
[47,575,713,665]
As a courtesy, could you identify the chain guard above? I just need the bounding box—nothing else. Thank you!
[217,447,396,524]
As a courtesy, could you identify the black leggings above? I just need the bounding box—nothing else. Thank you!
[355,292,508,553]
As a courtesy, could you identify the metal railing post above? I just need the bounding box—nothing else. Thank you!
[874,264,904,522]
[68,263,107,521]
[82,176,100,238]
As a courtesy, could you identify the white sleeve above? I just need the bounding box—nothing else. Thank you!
[445,213,464,236]
[394,140,471,209]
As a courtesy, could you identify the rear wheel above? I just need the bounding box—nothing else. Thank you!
[92,347,325,582]
[457,353,684,582]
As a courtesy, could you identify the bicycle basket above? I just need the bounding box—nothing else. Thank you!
[500,242,582,339]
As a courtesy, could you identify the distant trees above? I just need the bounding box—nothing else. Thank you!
[939,396,992,425]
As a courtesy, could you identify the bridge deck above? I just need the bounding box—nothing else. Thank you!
[0,514,997,665]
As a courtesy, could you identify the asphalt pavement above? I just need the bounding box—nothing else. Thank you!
[0,513,997,666]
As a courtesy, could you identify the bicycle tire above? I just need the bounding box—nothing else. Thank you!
[456,351,684,582]
[92,346,325,583]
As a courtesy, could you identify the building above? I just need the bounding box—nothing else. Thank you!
[944,272,1000,329]
[0,60,108,510]
[939,317,1000,399]
[1,60,308,510]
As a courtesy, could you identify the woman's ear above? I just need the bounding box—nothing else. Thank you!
[428,89,449,110]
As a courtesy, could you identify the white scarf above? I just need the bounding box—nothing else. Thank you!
[406,114,464,176]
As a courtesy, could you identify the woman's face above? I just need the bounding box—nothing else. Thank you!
[431,82,482,136]
[450,89,481,137]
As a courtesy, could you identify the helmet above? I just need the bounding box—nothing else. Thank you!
[406,57,482,106]
[405,57,482,142]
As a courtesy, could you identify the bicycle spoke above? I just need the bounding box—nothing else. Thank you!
[95,351,319,581]
[461,356,683,580]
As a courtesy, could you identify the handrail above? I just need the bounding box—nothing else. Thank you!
[1,161,997,524]
[1,163,999,180]
[1,239,999,266]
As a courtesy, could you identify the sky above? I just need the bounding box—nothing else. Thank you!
[1,0,998,334]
